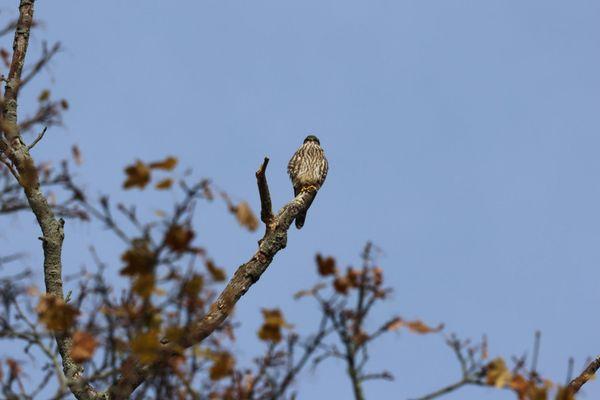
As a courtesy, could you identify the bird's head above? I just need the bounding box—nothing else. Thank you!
[303,135,320,145]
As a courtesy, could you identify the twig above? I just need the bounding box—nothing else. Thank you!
[409,379,474,400]
[27,126,47,150]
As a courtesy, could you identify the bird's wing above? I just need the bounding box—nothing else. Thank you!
[318,150,329,187]
[287,150,299,178]
[288,148,303,195]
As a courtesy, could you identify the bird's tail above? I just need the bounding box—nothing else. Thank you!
[295,193,316,229]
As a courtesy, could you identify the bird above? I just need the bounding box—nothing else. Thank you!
[287,135,328,229]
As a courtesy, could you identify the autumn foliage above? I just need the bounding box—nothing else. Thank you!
[0,3,597,400]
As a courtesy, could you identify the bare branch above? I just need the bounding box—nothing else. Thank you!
[0,2,100,399]
[107,158,319,399]
[256,157,273,225]
[27,126,47,150]
[567,355,600,395]
[409,379,475,400]
[19,42,60,89]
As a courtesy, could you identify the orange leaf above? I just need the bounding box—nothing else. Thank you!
[123,160,151,189]
[165,225,195,252]
[333,276,350,295]
[384,317,404,331]
[373,267,383,285]
[70,331,98,363]
[406,320,443,334]
[155,178,173,190]
[149,156,178,170]
[36,294,79,331]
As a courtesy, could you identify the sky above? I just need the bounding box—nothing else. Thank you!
[2,0,600,399]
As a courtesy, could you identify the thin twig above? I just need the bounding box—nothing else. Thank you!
[27,126,47,150]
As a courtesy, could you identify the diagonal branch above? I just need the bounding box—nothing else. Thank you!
[107,158,319,399]
[567,356,600,395]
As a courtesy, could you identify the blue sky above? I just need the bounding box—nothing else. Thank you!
[3,1,600,399]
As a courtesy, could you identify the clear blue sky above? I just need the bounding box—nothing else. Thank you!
[4,1,600,399]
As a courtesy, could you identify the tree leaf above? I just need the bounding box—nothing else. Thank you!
[315,254,336,276]
[120,241,156,276]
[486,358,511,388]
[70,331,98,363]
[165,225,194,252]
[131,330,161,364]
[234,202,259,231]
[155,178,173,190]
[36,294,79,331]
[406,320,443,334]
[149,156,178,171]
[123,160,151,189]
[205,259,226,282]
[209,352,235,380]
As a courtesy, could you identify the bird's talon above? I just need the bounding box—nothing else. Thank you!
[301,185,318,193]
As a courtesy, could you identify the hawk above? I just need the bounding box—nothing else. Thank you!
[287,135,328,229]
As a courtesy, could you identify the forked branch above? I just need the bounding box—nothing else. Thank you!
[108,158,319,399]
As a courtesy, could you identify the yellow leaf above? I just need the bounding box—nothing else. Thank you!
[258,324,282,343]
[149,156,178,171]
[257,309,291,343]
[486,358,511,388]
[205,259,226,282]
[182,274,204,298]
[131,330,161,364]
[38,89,50,102]
[132,273,156,299]
[209,352,235,381]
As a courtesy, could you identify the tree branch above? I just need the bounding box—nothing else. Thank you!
[107,157,319,399]
[409,379,475,400]
[256,157,273,225]
[0,2,101,399]
[567,356,600,395]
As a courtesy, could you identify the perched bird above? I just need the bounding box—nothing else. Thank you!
[287,135,329,229]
